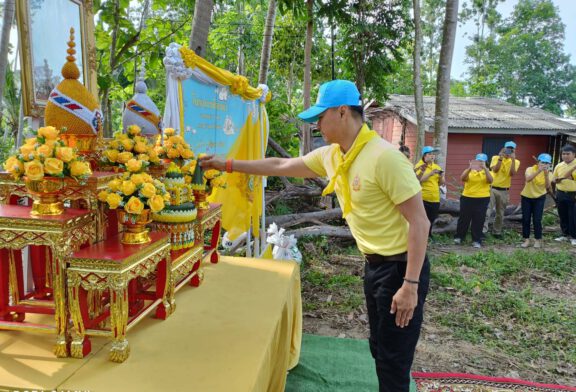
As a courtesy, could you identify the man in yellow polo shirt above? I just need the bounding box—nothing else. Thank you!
[485,141,521,237]
[552,144,576,245]
[200,80,430,392]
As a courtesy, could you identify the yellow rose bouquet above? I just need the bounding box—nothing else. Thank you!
[158,128,195,165]
[3,126,92,183]
[98,170,171,217]
[203,168,226,195]
[100,125,162,171]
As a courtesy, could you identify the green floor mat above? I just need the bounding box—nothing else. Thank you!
[286,334,417,392]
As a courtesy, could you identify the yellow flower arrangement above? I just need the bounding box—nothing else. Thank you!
[100,170,170,215]
[3,126,92,183]
[156,128,195,165]
[100,124,162,171]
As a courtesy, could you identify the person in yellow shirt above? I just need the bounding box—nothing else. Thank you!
[201,80,430,392]
[454,153,493,248]
[485,141,521,237]
[414,146,445,237]
[520,153,552,248]
[552,144,576,245]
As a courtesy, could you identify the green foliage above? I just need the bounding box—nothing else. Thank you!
[0,135,14,165]
[465,0,576,115]
[327,0,412,101]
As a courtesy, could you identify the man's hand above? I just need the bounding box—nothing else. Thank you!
[390,284,418,328]
[199,155,226,171]
[499,148,506,158]
[509,152,516,160]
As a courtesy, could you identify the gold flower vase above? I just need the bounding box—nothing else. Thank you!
[117,209,152,244]
[24,177,65,216]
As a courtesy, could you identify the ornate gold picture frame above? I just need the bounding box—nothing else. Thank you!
[16,0,97,118]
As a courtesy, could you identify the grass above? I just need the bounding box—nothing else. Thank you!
[429,249,576,367]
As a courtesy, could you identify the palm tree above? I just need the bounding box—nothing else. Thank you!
[413,0,426,160]
[258,0,277,84]
[300,0,313,156]
[433,0,458,169]
[189,0,215,56]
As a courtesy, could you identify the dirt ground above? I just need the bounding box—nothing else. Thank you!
[300,225,576,387]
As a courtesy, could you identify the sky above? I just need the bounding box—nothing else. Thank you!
[451,0,576,79]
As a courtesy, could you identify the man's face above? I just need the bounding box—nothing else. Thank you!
[504,147,515,156]
[562,151,575,163]
[317,107,341,144]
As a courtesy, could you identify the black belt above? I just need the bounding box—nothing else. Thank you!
[364,252,407,264]
[492,186,509,191]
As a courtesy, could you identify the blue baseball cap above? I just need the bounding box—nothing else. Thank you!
[475,153,488,162]
[504,141,517,149]
[298,80,362,123]
[537,153,552,163]
[422,146,439,155]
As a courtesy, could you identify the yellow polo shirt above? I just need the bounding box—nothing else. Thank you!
[521,165,551,198]
[415,160,442,203]
[490,156,520,188]
[303,137,421,256]
[553,161,576,192]
[462,170,491,198]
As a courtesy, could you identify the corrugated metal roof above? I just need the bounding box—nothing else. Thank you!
[367,95,576,132]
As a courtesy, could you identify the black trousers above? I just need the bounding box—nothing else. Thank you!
[423,201,440,237]
[556,191,576,239]
[364,255,430,392]
[521,195,546,239]
[456,196,490,243]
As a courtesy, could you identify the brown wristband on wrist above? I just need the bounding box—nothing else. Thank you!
[225,159,234,173]
[403,278,419,285]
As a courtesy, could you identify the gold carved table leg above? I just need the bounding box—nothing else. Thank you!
[52,252,69,357]
[109,278,130,363]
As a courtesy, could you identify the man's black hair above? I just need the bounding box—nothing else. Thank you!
[561,144,576,154]
[349,105,364,119]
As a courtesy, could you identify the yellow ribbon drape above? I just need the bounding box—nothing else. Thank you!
[179,46,268,101]
[322,124,378,218]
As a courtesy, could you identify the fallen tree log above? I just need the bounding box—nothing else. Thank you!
[287,225,354,239]
[265,185,323,205]
[266,208,343,228]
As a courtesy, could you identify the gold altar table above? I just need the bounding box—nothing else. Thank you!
[67,232,172,363]
[0,205,96,357]
[0,171,121,242]
[0,256,302,392]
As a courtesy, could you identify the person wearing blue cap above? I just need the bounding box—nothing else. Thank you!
[551,144,576,245]
[519,153,553,248]
[200,80,430,392]
[485,141,521,237]
[414,146,444,237]
[454,153,493,248]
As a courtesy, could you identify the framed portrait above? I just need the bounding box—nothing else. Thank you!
[16,0,97,117]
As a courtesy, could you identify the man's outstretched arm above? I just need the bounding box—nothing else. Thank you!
[200,156,320,178]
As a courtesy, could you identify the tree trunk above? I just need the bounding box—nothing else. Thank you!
[189,0,214,57]
[412,0,426,160]
[0,0,15,112]
[300,0,313,157]
[287,225,354,239]
[258,0,277,84]
[266,208,343,228]
[236,1,245,75]
[433,0,459,169]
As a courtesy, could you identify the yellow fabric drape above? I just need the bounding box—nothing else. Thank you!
[322,124,378,218]
[208,107,268,240]
[179,46,272,102]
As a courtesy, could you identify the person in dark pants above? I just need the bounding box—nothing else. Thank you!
[455,153,493,248]
[520,153,552,248]
[415,146,445,238]
[552,145,576,246]
[201,80,430,392]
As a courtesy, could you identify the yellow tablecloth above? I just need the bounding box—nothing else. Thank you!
[0,256,302,392]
